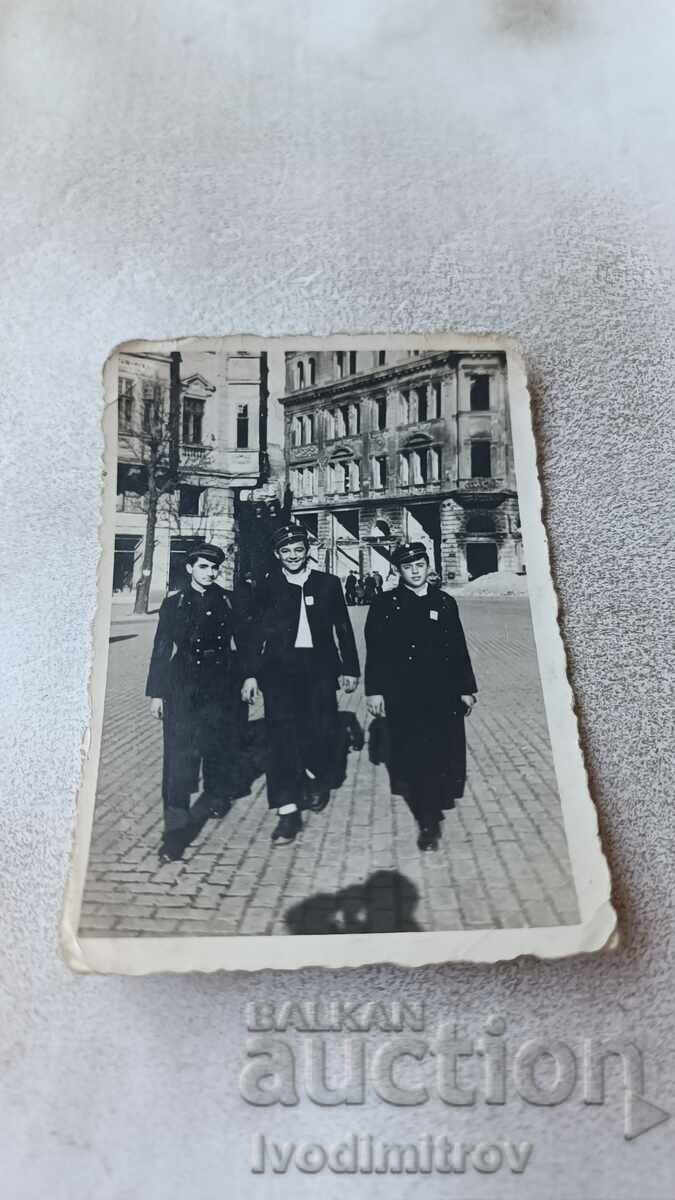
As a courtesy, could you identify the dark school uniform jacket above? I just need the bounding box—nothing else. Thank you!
[364,584,477,713]
[145,583,244,700]
[241,567,360,684]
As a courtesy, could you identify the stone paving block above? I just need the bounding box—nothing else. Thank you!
[239,909,272,935]
[79,915,122,931]
[115,918,179,934]
[522,900,559,926]
[123,882,173,895]
[218,897,248,917]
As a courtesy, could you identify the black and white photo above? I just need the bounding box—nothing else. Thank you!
[63,335,615,971]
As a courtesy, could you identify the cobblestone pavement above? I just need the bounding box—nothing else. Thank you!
[79,597,580,938]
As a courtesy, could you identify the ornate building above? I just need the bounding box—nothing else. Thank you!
[281,349,522,585]
[114,350,263,594]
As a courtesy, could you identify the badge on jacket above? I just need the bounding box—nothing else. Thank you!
[430,610,439,621]
[305,595,315,606]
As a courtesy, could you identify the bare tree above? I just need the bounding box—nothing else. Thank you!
[133,351,182,613]
[117,352,182,614]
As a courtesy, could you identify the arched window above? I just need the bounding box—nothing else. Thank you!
[296,361,305,389]
[308,357,316,385]
[370,518,391,538]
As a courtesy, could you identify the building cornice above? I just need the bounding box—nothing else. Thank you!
[280,350,504,408]
[280,353,456,406]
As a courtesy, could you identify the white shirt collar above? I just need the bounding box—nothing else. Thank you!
[282,565,312,588]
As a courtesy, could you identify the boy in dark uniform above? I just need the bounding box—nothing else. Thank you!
[146,542,247,862]
[364,542,477,851]
[240,524,360,845]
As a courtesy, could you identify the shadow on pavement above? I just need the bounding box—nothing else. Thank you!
[283,869,421,935]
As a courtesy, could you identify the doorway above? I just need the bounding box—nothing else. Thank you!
[466,541,498,580]
[112,535,140,593]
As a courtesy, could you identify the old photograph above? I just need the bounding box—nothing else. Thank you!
[64,336,615,971]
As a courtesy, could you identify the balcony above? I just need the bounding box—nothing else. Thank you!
[181,444,210,466]
[457,476,505,492]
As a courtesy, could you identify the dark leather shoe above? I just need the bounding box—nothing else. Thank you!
[417,824,441,852]
[158,836,185,864]
[271,810,303,845]
[204,795,233,819]
[306,786,330,813]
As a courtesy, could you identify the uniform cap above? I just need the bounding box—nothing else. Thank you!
[186,542,225,567]
[272,524,309,550]
[391,541,429,568]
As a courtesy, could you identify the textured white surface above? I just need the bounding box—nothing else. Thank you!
[1,1,674,1197]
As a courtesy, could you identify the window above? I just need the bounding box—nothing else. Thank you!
[304,414,315,444]
[294,466,315,497]
[236,403,249,448]
[141,380,162,433]
[118,377,134,429]
[431,380,442,418]
[335,351,345,378]
[182,397,204,444]
[290,466,314,497]
[399,390,410,425]
[378,350,386,366]
[371,455,387,490]
[296,361,305,389]
[410,450,426,485]
[325,410,335,440]
[335,405,349,437]
[349,351,357,375]
[348,460,360,492]
[374,395,387,430]
[470,375,490,411]
[398,446,439,486]
[348,404,360,435]
[308,357,316,385]
[416,385,428,422]
[471,440,492,478]
[178,485,203,517]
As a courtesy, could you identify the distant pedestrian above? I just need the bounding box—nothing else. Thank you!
[345,570,357,605]
[146,543,248,863]
[365,542,477,852]
[372,570,383,595]
[363,573,377,604]
[354,577,366,605]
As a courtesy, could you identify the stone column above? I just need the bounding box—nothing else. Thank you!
[498,497,522,573]
[440,497,465,583]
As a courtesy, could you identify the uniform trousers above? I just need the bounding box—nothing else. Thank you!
[261,649,340,810]
[162,680,244,832]
[386,696,467,827]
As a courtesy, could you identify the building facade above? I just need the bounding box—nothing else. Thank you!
[114,350,263,595]
[281,350,522,585]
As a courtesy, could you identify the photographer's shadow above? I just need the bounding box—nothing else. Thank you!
[283,869,422,935]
